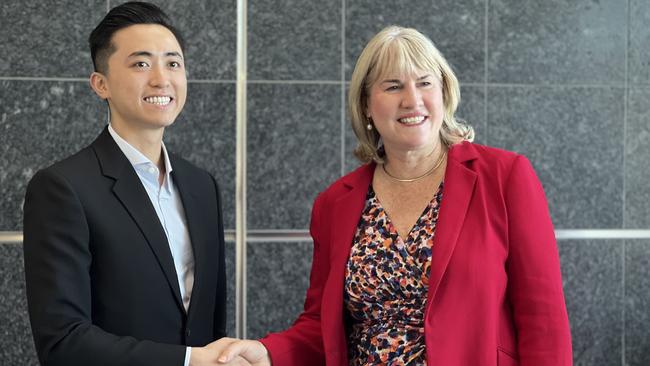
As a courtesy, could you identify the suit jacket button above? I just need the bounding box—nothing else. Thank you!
[186,329,191,337]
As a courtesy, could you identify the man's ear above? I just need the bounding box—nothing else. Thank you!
[89,72,110,100]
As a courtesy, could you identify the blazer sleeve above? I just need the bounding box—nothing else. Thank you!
[23,168,186,366]
[504,155,573,365]
[211,175,227,339]
[258,192,328,365]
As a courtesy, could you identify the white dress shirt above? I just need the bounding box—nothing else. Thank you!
[108,125,194,365]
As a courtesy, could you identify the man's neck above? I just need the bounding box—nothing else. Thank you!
[110,121,165,170]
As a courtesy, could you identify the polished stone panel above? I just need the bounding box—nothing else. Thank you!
[0,244,38,365]
[458,86,486,145]
[246,242,312,339]
[0,1,105,77]
[346,0,485,84]
[625,88,650,228]
[225,240,236,337]
[247,84,341,229]
[630,0,650,85]
[625,241,650,365]
[489,0,625,84]
[0,81,106,230]
[165,82,236,229]
[488,86,624,228]
[112,0,237,80]
[559,240,623,366]
[249,0,340,80]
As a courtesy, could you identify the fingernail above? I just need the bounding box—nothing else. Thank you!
[218,356,228,363]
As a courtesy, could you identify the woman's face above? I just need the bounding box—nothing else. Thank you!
[366,68,444,156]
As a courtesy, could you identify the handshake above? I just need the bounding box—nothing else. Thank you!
[190,338,272,366]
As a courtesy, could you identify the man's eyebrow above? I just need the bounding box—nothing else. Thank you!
[127,51,183,59]
[127,51,153,58]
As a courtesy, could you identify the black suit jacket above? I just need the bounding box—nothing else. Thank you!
[23,128,227,366]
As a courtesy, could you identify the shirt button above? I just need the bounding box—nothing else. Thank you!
[148,167,156,174]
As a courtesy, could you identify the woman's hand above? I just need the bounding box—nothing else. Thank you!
[216,338,271,366]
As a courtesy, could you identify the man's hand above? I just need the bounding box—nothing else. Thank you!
[216,339,271,366]
[190,338,252,366]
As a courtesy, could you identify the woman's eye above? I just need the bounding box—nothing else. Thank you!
[385,85,400,91]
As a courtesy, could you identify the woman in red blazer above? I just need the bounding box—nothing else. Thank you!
[217,26,572,365]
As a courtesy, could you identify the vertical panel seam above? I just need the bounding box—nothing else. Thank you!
[235,0,248,340]
[484,0,489,145]
[340,0,346,176]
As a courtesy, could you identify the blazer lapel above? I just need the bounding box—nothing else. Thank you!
[321,164,374,363]
[425,142,477,319]
[92,128,184,311]
[169,157,209,318]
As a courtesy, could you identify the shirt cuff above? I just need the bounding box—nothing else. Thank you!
[184,346,192,366]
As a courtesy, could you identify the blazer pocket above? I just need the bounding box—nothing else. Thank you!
[497,347,519,366]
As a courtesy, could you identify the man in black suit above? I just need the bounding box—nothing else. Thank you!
[23,3,229,365]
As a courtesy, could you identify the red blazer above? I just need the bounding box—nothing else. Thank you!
[260,142,572,365]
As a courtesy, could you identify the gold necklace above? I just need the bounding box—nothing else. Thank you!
[382,149,447,183]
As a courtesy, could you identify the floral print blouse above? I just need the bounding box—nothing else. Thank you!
[344,183,443,365]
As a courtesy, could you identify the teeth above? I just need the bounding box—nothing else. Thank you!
[398,116,425,124]
[144,96,172,105]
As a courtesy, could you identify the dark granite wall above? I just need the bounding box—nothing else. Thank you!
[1,0,649,365]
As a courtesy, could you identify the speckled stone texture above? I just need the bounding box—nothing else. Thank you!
[248,0,340,80]
[225,240,236,337]
[625,241,650,365]
[630,0,650,85]
[346,0,485,84]
[247,84,341,229]
[246,242,312,339]
[489,0,625,84]
[625,88,650,228]
[0,244,39,365]
[0,80,106,230]
[488,86,624,228]
[165,82,236,229]
[559,240,623,366]
[457,86,485,145]
[111,0,237,80]
[0,1,105,77]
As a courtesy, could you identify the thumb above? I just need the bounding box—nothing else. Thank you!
[217,340,248,363]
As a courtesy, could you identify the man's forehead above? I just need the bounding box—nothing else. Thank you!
[111,24,182,55]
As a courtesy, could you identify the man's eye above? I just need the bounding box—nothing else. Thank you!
[169,61,181,68]
[134,61,149,68]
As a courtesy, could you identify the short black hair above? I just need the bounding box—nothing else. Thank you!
[88,1,185,74]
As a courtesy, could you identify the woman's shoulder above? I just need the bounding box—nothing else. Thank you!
[450,141,529,177]
[315,163,374,203]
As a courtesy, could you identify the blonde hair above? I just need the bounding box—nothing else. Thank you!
[349,26,474,163]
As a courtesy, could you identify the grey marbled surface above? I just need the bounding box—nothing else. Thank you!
[488,86,624,228]
[559,240,623,366]
[489,0,625,85]
[247,83,341,230]
[0,80,106,230]
[246,241,312,339]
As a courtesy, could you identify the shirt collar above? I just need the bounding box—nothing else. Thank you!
[108,124,174,190]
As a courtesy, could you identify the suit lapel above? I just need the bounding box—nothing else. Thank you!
[92,128,184,311]
[170,157,209,318]
[425,142,477,318]
[321,164,373,361]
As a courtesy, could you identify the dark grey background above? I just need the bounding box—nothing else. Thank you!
[1,0,649,365]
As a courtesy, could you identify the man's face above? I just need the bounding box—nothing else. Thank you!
[92,24,187,132]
